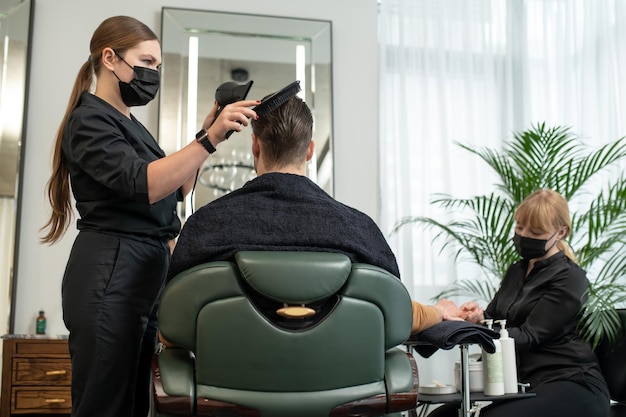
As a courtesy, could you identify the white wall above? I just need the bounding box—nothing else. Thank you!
[13,0,380,335]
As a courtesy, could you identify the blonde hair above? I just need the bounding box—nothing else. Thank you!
[514,189,577,261]
[40,16,158,244]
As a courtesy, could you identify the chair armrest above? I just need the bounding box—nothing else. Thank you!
[152,348,196,416]
[385,347,419,413]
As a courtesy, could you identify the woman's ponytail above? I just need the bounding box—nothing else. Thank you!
[40,60,93,244]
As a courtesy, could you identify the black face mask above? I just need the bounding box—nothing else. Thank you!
[113,52,160,107]
[513,232,558,260]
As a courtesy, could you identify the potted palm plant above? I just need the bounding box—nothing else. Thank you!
[393,123,626,348]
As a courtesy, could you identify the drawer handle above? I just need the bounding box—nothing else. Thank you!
[45,399,66,403]
[46,370,67,376]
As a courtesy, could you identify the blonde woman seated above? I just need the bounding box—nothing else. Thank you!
[430,189,609,417]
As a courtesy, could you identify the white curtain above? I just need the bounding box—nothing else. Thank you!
[379,0,626,299]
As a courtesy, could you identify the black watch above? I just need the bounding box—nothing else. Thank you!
[195,129,217,154]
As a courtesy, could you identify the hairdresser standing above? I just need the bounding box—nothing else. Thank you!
[40,16,258,417]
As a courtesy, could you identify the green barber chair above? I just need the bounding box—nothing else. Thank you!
[152,251,419,417]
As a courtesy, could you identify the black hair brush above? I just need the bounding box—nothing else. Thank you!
[253,80,301,116]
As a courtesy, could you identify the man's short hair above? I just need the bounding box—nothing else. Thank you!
[251,96,313,167]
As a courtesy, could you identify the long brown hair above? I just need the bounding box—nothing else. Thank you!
[514,189,577,261]
[40,16,158,244]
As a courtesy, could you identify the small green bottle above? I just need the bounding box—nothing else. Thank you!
[36,310,46,335]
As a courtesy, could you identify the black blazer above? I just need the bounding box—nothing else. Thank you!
[61,93,181,240]
[486,252,607,393]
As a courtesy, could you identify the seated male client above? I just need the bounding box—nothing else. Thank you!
[166,95,459,337]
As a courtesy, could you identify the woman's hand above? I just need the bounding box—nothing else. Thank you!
[203,99,260,146]
[459,301,484,323]
[434,298,465,321]
[200,101,220,132]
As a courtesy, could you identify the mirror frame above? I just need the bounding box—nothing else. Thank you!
[0,0,34,334]
[158,7,334,218]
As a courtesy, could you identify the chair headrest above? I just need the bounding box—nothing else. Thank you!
[235,251,352,304]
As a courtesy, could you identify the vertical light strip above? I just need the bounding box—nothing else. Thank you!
[186,36,199,144]
[185,35,199,217]
[296,44,306,100]
[308,145,318,183]
[297,44,316,180]
[0,35,9,140]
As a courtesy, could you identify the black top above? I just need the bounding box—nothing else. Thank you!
[485,252,608,393]
[62,93,181,241]
[168,172,400,280]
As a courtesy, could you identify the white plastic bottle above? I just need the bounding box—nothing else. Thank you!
[481,319,504,396]
[496,319,518,394]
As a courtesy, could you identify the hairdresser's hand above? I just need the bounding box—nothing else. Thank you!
[204,99,260,145]
[434,298,465,322]
[200,101,220,132]
[459,301,484,324]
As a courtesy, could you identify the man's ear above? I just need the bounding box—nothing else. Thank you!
[251,133,261,158]
[305,140,315,161]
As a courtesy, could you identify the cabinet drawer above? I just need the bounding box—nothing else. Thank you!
[12,359,72,385]
[11,387,72,412]
[12,340,69,356]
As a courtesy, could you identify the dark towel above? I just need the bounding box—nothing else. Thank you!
[168,173,401,280]
[407,320,500,358]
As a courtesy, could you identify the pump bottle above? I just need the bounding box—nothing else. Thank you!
[496,319,518,394]
[481,319,504,396]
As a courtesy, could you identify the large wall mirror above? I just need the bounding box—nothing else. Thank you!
[0,0,33,334]
[159,8,333,219]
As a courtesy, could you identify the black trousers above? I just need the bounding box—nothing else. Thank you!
[427,377,609,417]
[62,231,169,417]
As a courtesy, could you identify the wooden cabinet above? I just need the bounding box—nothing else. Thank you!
[1,336,71,417]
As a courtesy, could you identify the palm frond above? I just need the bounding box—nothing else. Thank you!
[567,137,626,199]
[455,143,524,202]
[572,177,626,267]
[506,124,582,198]
[392,194,517,279]
[590,247,626,293]
[579,287,626,349]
